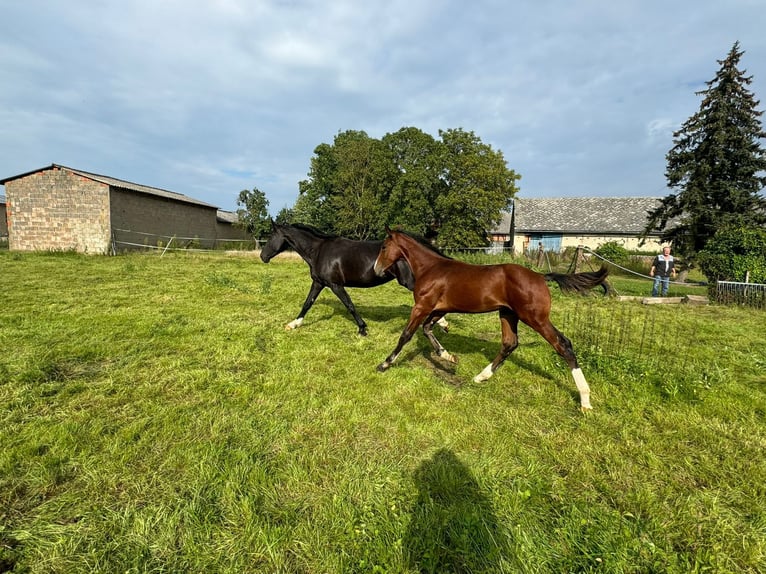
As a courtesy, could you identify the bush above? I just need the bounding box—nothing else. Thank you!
[697,226,766,283]
[594,241,629,263]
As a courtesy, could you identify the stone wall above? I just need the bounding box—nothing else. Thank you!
[5,167,110,253]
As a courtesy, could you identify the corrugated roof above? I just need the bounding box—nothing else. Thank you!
[513,197,663,234]
[489,211,513,234]
[0,164,218,209]
[216,210,240,224]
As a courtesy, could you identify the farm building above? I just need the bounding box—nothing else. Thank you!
[0,164,250,254]
[0,194,7,241]
[489,197,667,253]
[215,210,251,244]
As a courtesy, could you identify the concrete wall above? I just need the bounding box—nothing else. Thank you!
[215,221,251,242]
[5,168,111,253]
[110,188,219,250]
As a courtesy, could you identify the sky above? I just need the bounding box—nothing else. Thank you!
[2,1,765,215]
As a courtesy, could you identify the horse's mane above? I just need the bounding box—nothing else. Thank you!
[285,222,339,239]
[283,223,450,258]
[396,229,452,259]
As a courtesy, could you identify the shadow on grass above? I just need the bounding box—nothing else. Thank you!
[402,329,580,405]
[311,299,581,405]
[275,299,411,332]
[404,448,511,573]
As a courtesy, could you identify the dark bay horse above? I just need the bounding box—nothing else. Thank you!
[373,228,609,411]
[260,222,448,336]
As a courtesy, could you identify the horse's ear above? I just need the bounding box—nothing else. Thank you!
[384,224,392,235]
[270,218,276,229]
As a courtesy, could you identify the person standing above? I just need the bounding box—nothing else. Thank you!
[650,245,676,296]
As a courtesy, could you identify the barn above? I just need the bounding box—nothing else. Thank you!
[0,164,249,254]
[489,197,667,253]
[0,194,7,242]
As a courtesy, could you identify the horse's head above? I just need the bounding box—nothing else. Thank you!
[374,226,406,276]
[260,220,288,263]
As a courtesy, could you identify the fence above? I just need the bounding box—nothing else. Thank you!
[111,228,258,254]
[714,281,766,309]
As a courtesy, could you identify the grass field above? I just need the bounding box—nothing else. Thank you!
[1,250,765,573]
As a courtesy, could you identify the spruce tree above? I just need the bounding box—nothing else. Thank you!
[643,41,766,264]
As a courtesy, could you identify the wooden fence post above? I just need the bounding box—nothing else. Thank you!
[575,245,584,273]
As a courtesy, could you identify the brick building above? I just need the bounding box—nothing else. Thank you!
[0,164,249,253]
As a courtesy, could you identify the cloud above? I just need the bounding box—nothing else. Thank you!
[2,0,765,210]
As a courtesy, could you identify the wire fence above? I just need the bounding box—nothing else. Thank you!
[110,227,765,310]
[556,299,726,400]
[714,281,766,309]
[111,228,258,255]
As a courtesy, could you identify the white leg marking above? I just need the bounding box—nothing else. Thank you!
[436,317,450,330]
[285,317,304,330]
[572,367,592,411]
[473,363,494,383]
[440,350,458,364]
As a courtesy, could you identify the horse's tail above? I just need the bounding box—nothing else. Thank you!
[544,265,610,295]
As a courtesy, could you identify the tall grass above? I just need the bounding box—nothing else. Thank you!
[1,250,764,573]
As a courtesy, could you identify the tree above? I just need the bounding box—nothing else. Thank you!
[642,42,766,265]
[293,143,339,232]
[434,128,520,249]
[236,187,271,240]
[328,131,397,239]
[294,131,396,238]
[274,207,294,225]
[294,127,520,247]
[382,127,446,237]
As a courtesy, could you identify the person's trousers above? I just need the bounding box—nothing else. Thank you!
[652,275,670,297]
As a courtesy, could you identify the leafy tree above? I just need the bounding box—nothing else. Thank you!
[697,225,766,283]
[236,187,271,240]
[295,131,396,238]
[434,128,520,249]
[642,42,766,265]
[328,131,397,239]
[293,143,339,231]
[382,127,445,237]
[294,127,520,247]
[274,207,294,225]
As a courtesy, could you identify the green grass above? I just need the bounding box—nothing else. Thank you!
[1,251,764,573]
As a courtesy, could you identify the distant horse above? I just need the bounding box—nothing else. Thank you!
[373,228,609,411]
[260,222,448,336]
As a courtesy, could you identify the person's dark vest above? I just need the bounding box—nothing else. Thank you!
[654,255,674,277]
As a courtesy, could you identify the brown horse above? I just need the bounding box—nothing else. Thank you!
[373,228,609,411]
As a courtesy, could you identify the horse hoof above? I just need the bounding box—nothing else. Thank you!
[580,405,593,413]
[473,364,494,383]
[359,328,368,336]
[440,351,458,364]
[285,318,303,331]
[377,363,389,372]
